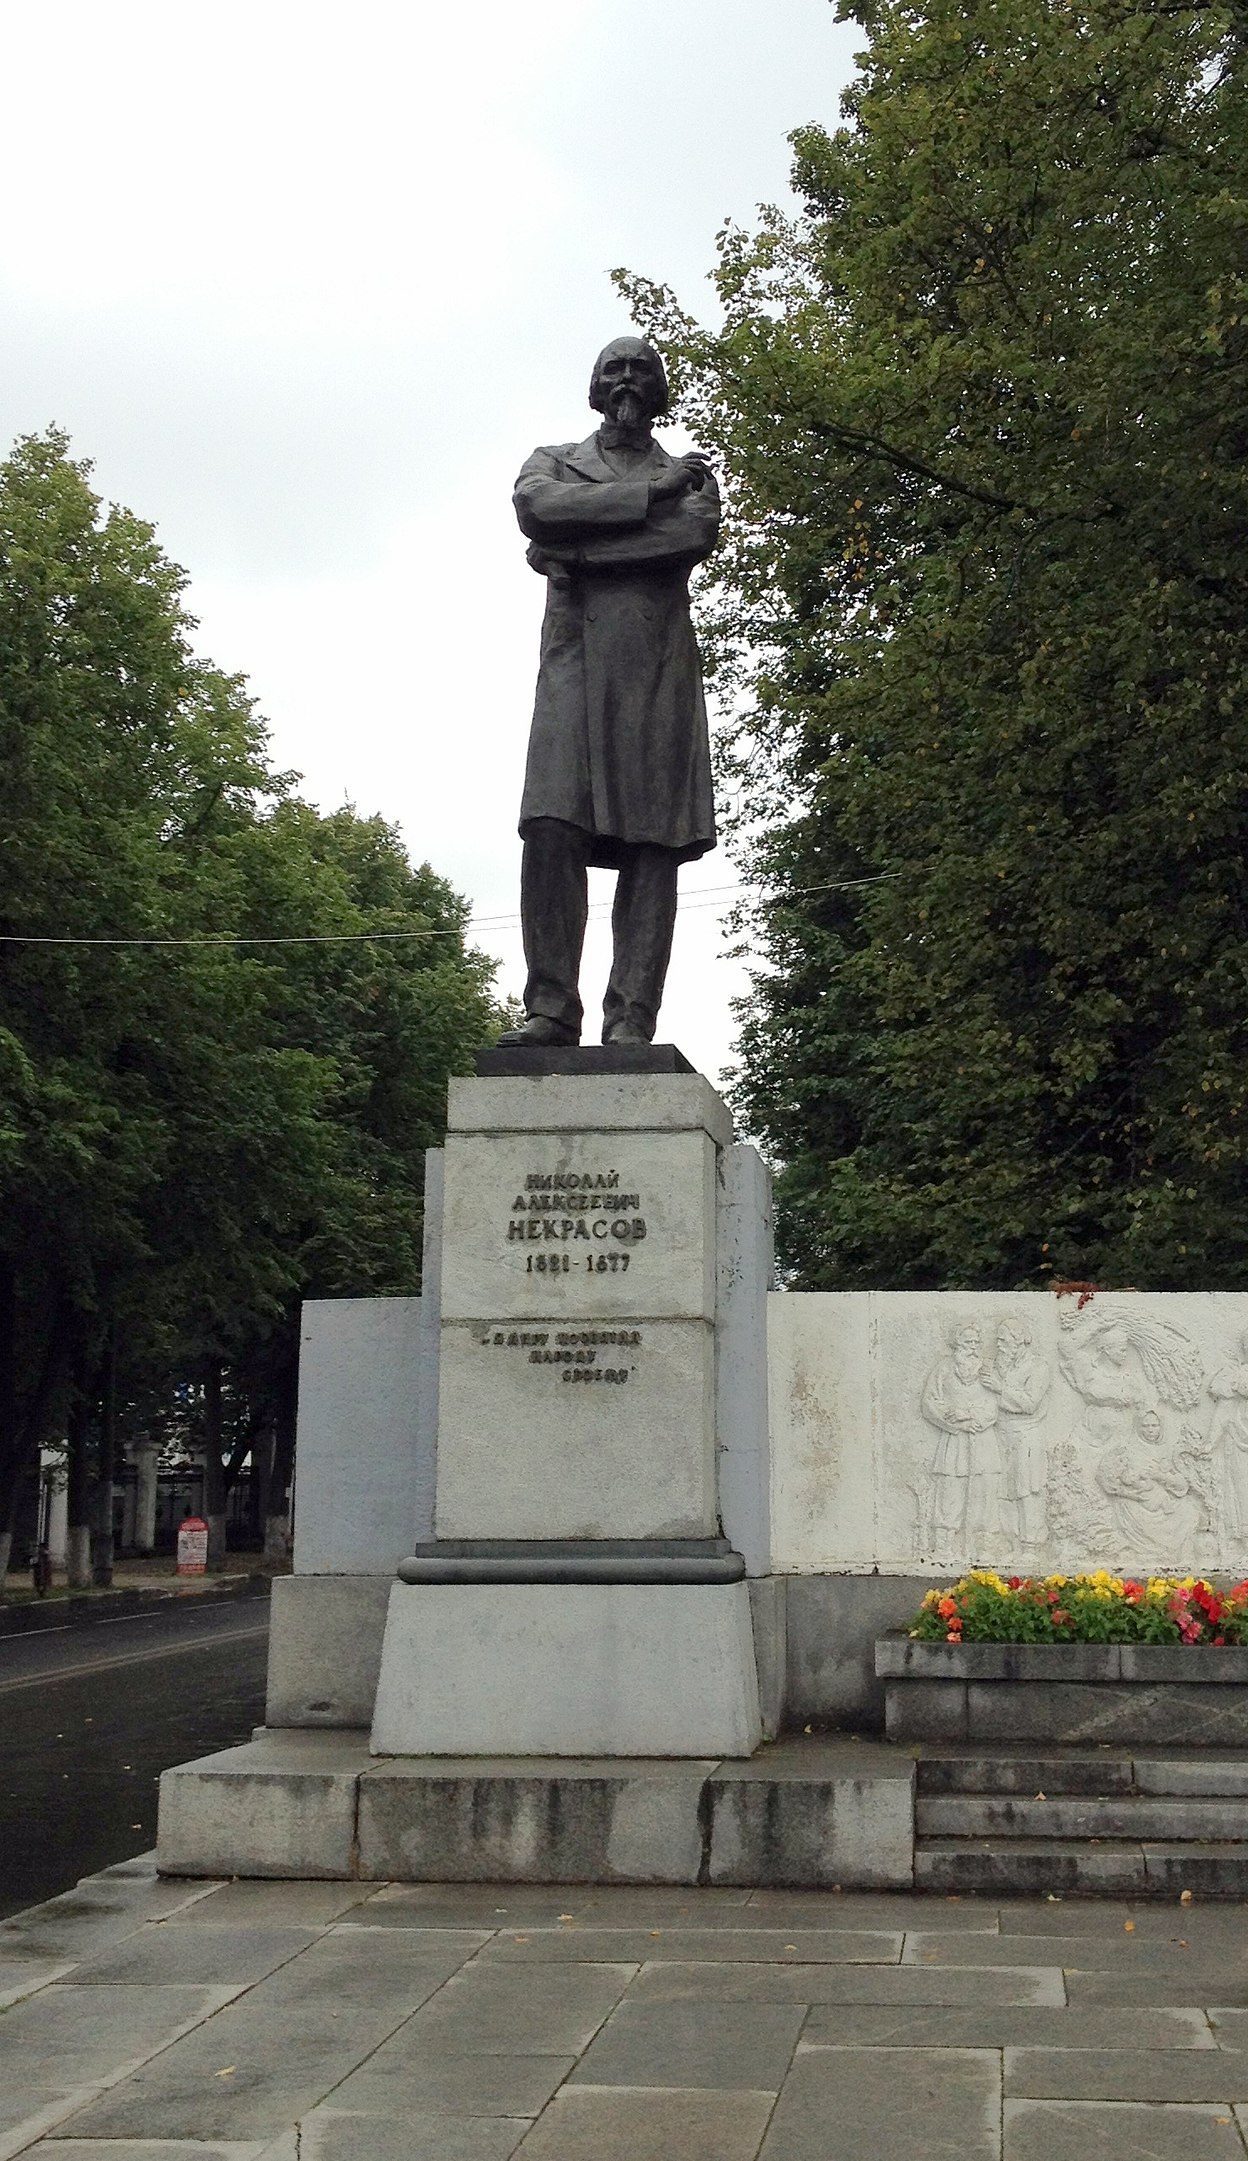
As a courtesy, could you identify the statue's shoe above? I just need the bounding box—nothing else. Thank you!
[602,1023,653,1046]
[497,1016,581,1047]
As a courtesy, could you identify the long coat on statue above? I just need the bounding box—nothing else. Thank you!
[513,430,720,868]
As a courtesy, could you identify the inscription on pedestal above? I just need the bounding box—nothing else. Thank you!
[440,1128,714,1324]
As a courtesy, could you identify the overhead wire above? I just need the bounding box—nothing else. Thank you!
[0,873,897,949]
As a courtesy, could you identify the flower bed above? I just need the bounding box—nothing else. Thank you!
[909,1570,1248,1647]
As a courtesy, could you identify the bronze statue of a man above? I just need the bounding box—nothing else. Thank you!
[499,336,720,1048]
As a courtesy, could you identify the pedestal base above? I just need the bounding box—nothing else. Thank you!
[369,1580,763,1758]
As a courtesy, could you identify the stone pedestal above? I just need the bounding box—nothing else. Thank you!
[370,1051,770,1759]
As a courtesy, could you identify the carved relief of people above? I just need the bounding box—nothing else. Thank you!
[1057,1313,1150,1451]
[919,1320,1002,1546]
[982,1313,1052,1547]
[1095,1406,1202,1556]
[1208,1327,1248,1539]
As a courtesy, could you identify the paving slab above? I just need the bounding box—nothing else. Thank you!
[55,2000,415,2143]
[800,2002,1215,2049]
[760,2045,1001,2159]
[29,2147,267,2159]
[904,1928,1237,1972]
[515,2084,775,2160]
[61,1924,318,1987]
[0,2086,99,2161]
[1004,2098,1246,2160]
[0,1981,234,2081]
[478,1927,902,1964]
[323,2051,575,2119]
[0,1879,221,1965]
[568,1998,804,2090]
[743,1890,998,1930]
[1066,1968,1248,2007]
[178,1880,378,1927]
[1211,2010,1248,2049]
[339,1884,750,1928]
[250,1925,490,2010]
[0,1957,76,2009]
[297,2109,531,2160]
[392,1961,635,2054]
[1005,2048,1248,2101]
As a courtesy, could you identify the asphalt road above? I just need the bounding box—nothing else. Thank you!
[0,1595,270,1918]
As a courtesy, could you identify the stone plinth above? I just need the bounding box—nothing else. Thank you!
[370,1058,770,1759]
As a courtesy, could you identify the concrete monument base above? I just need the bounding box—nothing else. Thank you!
[369,1579,763,1758]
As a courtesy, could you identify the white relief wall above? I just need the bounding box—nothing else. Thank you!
[768,1291,1248,1578]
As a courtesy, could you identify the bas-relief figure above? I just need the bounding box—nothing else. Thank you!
[500,337,720,1050]
[907,1299,1248,1572]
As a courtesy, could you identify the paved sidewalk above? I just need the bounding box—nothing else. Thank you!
[3,1862,1248,2159]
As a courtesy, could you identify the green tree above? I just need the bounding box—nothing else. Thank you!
[621,0,1248,1290]
[0,433,501,1584]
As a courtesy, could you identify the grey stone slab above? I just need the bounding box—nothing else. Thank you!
[298,2109,529,2160]
[357,1762,709,1884]
[707,1760,914,1890]
[1212,2010,1248,2048]
[394,1961,634,2054]
[515,2085,775,2161]
[743,1890,998,1930]
[0,2085,97,2155]
[29,2147,266,2160]
[1066,1969,1248,2007]
[879,1637,1123,1681]
[0,1879,221,1966]
[568,1998,803,2090]
[342,1883,751,1927]
[919,1794,1248,1840]
[885,1678,968,1742]
[904,1929,1245,1973]
[178,1880,377,1927]
[324,2053,573,2119]
[966,1682,1248,1747]
[786,1574,941,1731]
[0,1982,230,2082]
[479,1927,901,1964]
[800,2004,1214,2049]
[1119,1646,1248,1683]
[916,1839,1148,1897]
[1005,2048,1248,2101]
[917,1751,1135,1795]
[266,1574,393,1724]
[631,1961,1064,2006]
[0,1957,76,2009]
[1144,1844,1248,1896]
[761,2045,1000,2159]
[157,1742,367,1879]
[997,1900,1248,1941]
[57,2000,414,2142]
[1004,2099,1246,2161]
[1137,1759,1248,1797]
[61,1924,317,1987]
[246,1927,490,2011]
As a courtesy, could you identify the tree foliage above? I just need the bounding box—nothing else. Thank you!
[620,0,1248,1290]
[0,432,501,1572]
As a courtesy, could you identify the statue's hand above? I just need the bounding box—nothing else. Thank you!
[650,454,714,503]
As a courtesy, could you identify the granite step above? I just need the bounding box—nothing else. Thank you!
[915,1835,1248,1897]
[916,1793,1248,1840]
[915,1750,1248,1798]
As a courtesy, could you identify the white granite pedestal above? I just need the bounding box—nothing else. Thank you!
[369,1050,770,1759]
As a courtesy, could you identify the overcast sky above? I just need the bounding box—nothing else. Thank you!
[0,0,859,1085]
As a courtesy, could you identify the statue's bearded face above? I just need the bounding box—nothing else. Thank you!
[591,340,666,431]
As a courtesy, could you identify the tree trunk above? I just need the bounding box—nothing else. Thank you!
[90,1332,117,1588]
[202,1363,227,1571]
[66,1392,93,1590]
[264,1354,297,1564]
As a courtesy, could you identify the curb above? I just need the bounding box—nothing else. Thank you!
[0,1573,273,1640]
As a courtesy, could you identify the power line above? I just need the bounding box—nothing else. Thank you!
[0,873,896,949]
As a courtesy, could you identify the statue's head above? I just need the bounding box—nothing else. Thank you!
[589,336,669,428]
